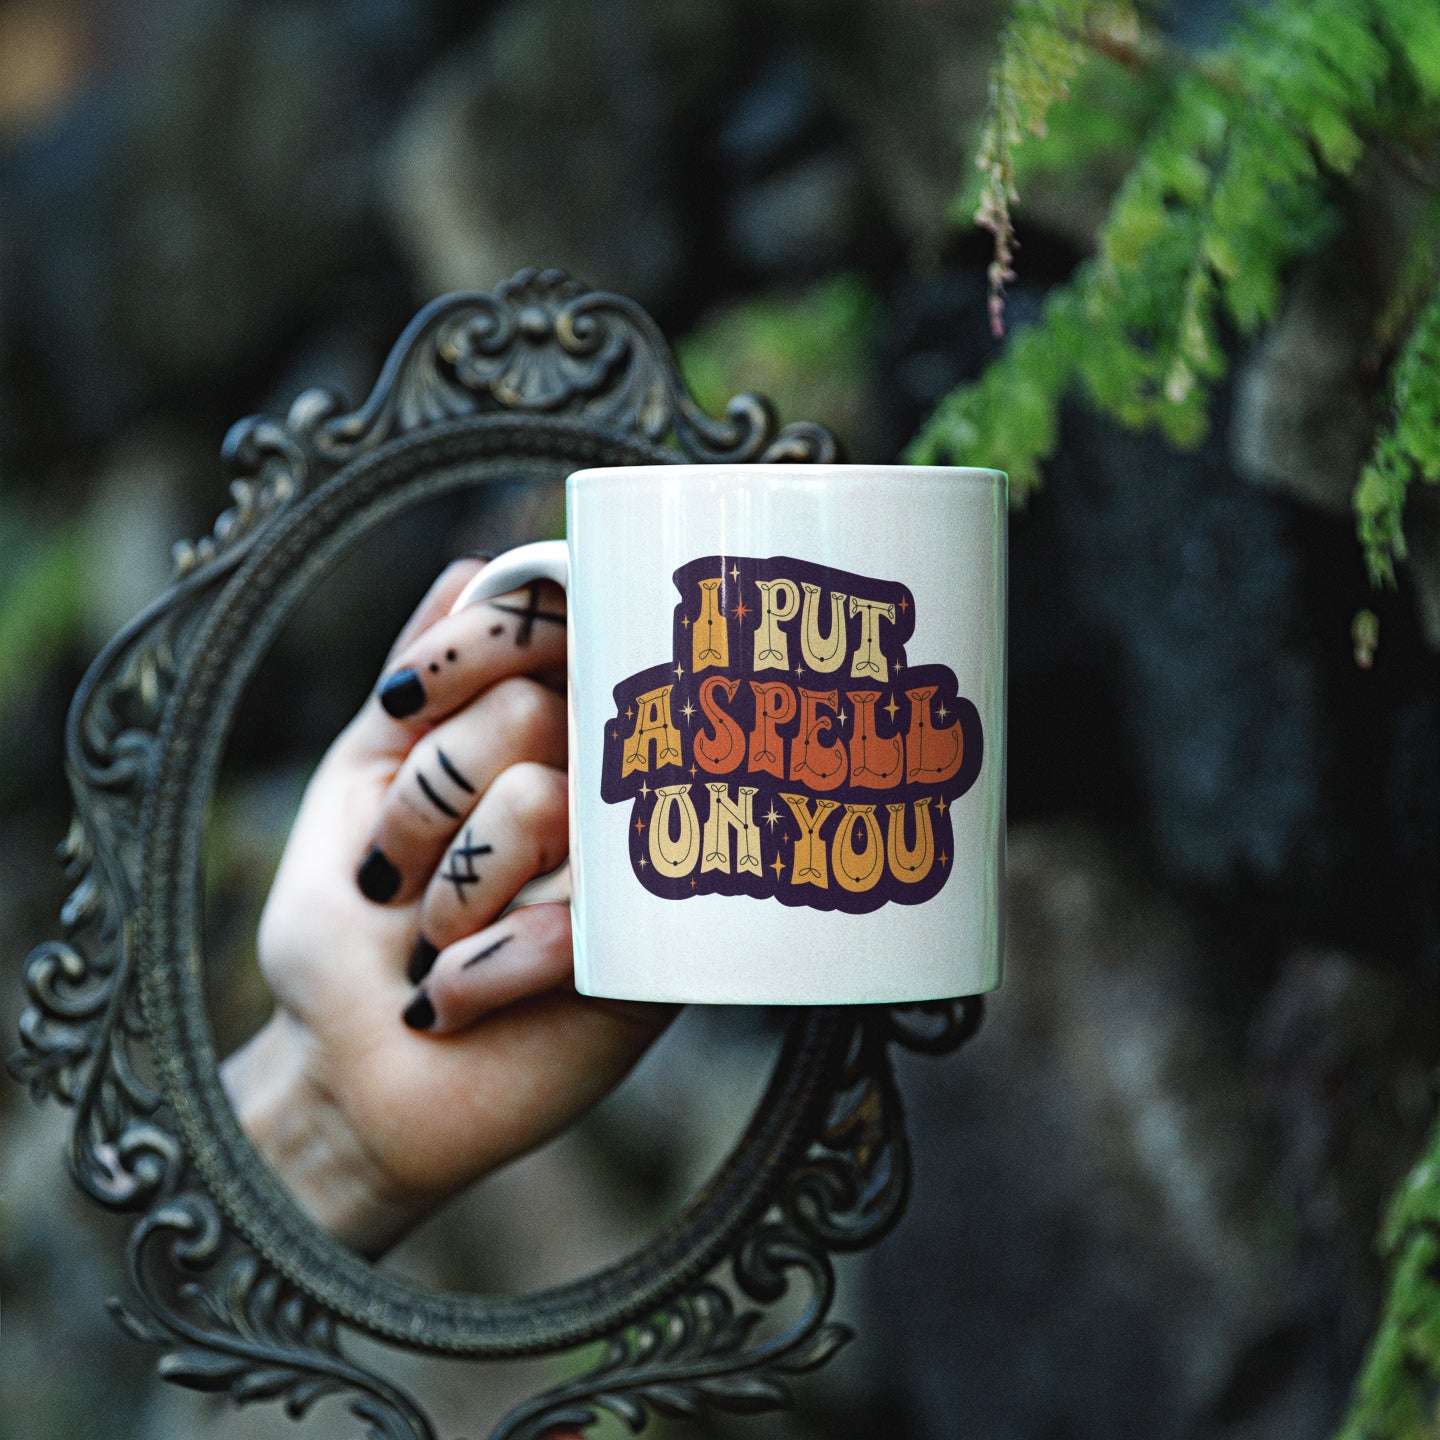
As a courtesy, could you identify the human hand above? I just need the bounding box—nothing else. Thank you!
[221,558,674,1256]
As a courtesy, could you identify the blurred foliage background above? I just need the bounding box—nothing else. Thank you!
[1,1,1438,1438]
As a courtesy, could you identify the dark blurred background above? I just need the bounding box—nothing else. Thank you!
[2,1,1439,1437]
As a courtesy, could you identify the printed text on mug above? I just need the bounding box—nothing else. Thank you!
[600,555,983,914]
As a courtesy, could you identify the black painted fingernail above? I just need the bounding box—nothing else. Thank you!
[378,668,425,719]
[402,990,436,1031]
[408,935,439,985]
[357,846,402,903]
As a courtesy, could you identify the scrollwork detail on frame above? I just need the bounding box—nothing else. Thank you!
[113,1191,436,1440]
[489,997,983,1440]
[9,271,981,1440]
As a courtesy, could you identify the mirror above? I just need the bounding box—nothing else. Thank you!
[12,271,976,1440]
[202,499,780,1291]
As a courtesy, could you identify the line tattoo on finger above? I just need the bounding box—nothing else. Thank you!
[461,933,513,969]
[417,748,476,818]
[417,773,462,818]
[490,581,565,646]
[437,748,475,793]
[443,828,493,903]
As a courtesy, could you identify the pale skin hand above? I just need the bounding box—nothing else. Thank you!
[221,559,673,1257]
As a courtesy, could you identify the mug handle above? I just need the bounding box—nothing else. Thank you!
[448,541,570,614]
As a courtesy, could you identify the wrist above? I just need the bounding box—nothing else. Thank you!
[220,1012,422,1257]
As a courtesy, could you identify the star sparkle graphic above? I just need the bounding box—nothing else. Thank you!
[883,694,899,722]
[763,803,781,830]
[731,596,751,623]
[680,698,696,722]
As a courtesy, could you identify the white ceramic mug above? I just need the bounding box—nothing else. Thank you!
[452,464,1007,1004]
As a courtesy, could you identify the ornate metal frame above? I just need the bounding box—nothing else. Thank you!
[10,270,983,1439]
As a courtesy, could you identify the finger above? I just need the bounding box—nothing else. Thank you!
[383,556,489,670]
[408,763,569,984]
[404,905,674,1038]
[356,677,566,906]
[401,903,574,1033]
[372,579,567,725]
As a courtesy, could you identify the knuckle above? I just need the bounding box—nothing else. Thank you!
[491,762,566,832]
[518,900,572,955]
[389,746,457,835]
[491,676,559,745]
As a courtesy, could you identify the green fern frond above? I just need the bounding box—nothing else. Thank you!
[971,0,1147,334]
[1356,281,1440,586]
[1372,198,1440,361]
[953,49,1171,230]
[1370,0,1440,103]
[916,3,1440,1436]
[907,285,1083,500]
[911,0,1418,510]
[1336,1110,1440,1440]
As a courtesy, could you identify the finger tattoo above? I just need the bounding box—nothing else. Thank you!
[490,582,565,646]
[416,772,461,818]
[416,748,476,818]
[461,932,513,969]
[443,828,493,903]
[437,748,475,793]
